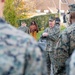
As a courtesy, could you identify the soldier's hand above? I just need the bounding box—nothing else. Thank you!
[42,32,48,36]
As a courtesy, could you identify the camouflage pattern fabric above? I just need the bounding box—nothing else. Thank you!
[18,26,30,34]
[54,23,75,75]
[44,24,60,75]
[44,24,60,52]
[70,50,75,75]
[69,4,75,12]
[45,51,51,75]
[0,18,47,75]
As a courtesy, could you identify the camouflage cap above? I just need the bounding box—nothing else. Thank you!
[49,16,55,21]
[68,4,75,12]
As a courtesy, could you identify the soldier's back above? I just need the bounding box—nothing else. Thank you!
[64,23,75,54]
[54,23,75,75]
[0,19,47,75]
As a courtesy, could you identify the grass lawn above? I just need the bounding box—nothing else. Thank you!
[60,25,66,31]
[37,31,43,40]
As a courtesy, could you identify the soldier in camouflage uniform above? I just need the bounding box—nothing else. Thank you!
[42,17,60,75]
[69,50,75,75]
[0,0,47,75]
[54,4,75,75]
[18,21,30,34]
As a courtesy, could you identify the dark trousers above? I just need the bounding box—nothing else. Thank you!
[45,51,51,75]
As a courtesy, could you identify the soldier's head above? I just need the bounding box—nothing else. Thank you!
[49,17,55,28]
[0,0,5,18]
[55,18,60,25]
[69,4,75,12]
[69,4,75,24]
[21,21,27,27]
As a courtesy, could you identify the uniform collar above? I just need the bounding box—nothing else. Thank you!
[0,18,6,23]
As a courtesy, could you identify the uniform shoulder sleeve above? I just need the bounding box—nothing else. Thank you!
[24,38,47,75]
[54,30,70,74]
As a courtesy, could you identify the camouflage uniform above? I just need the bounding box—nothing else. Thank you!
[44,24,60,75]
[54,23,75,75]
[0,18,47,75]
[69,50,75,75]
[66,50,75,75]
[54,4,75,75]
[18,26,30,34]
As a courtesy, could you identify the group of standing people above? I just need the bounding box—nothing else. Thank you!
[43,4,75,75]
[18,15,61,75]
[0,0,47,75]
[45,4,75,75]
[18,21,38,40]
[0,0,75,75]
[38,4,75,75]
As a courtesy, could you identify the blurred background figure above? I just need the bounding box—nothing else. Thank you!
[18,21,30,34]
[55,14,61,25]
[69,50,75,75]
[66,11,70,26]
[0,0,48,75]
[63,12,66,23]
[29,21,38,40]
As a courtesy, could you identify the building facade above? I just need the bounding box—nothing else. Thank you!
[34,0,75,13]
